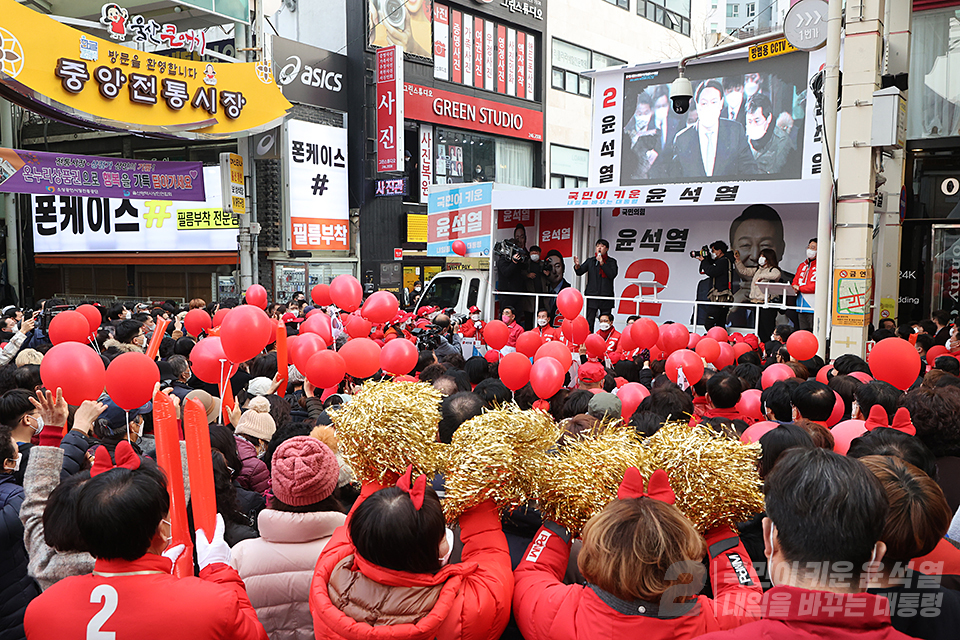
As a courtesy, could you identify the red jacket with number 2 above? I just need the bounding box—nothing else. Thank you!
[513,524,762,640]
[24,556,267,640]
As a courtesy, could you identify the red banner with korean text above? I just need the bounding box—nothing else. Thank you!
[376,46,404,172]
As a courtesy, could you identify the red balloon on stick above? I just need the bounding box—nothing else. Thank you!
[500,352,533,391]
[561,319,573,342]
[312,284,333,307]
[618,382,650,421]
[380,338,418,375]
[714,342,736,369]
[212,308,230,327]
[786,330,819,361]
[556,288,584,319]
[827,390,844,427]
[649,345,665,362]
[927,345,950,367]
[619,326,637,352]
[816,364,834,384]
[732,342,753,359]
[736,388,764,422]
[344,314,372,339]
[516,331,543,358]
[452,239,467,256]
[761,363,795,389]
[849,371,874,384]
[530,357,565,399]
[584,334,607,359]
[631,318,660,350]
[106,352,160,410]
[184,309,212,337]
[484,320,510,350]
[361,291,400,324]
[304,350,347,389]
[831,419,867,455]
[40,342,106,406]
[741,420,780,444]
[572,316,590,344]
[661,324,690,354]
[868,338,921,390]
[300,312,333,345]
[695,337,721,363]
[189,337,228,384]
[289,333,327,371]
[535,341,572,373]
[706,326,729,342]
[665,349,704,385]
[339,338,382,379]
[329,275,363,312]
[220,305,274,364]
[245,284,268,309]
[75,304,103,335]
[687,333,702,349]
[49,310,92,345]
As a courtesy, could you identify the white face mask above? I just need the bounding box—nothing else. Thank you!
[29,414,44,435]
[470,314,480,321]
[5,452,21,473]
[161,518,173,546]
[124,310,132,320]
[598,322,611,331]
[806,248,817,260]
[529,254,540,262]
[439,528,454,567]
[537,318,549,327]
[758,257,767,266]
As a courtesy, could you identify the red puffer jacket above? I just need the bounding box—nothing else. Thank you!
[310,482,513,640]
[513,523,762,640]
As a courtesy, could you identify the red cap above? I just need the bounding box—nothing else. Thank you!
[578,362,606,383]
[468,305,480,313]
[484,350,500,363]
[281,312,304,323]
[744,334,760,349]
[417,307,432,317]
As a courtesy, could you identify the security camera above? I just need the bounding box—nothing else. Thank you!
[670,76,693,114]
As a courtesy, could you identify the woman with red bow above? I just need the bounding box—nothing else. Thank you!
[310,466,513,640]
[513,468,762,640]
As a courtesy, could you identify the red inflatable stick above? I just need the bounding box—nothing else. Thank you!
[183,398,217,543]
[153,391,194,577]
[276,321,288,398]
[219,361,236,426]
[145,317,171,361]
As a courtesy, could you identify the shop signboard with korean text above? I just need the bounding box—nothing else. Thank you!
[0,149,204,200]
[376,46,404,172]
[404,83,543,141]
[832,268,871,327]
[284,120,349,252]
[0,0,290,139]
[442,0,545,31]
[427,182,493,256]
[31,166,237,252]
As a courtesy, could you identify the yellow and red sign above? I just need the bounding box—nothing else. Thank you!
[0,0,291,139]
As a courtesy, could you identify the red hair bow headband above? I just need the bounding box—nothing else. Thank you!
[864,405,917,436]
[396,464,427,511]
[617,467,676,504]
[91,440,141,477]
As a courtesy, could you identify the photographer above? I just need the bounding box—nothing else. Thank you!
[427,313,463,360]
[696,241,734,330]
[495,224,530,327]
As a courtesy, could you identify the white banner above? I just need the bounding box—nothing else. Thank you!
[434,5,450,81]
[32,166,238,253]
[463,15,473,87]
[419,124,433,201]
[285,119,349,251]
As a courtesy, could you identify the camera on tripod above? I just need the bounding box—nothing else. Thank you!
[689,245,711,259]
[494,238,528,263]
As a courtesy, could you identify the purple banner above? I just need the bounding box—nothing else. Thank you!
[0,149,205,201]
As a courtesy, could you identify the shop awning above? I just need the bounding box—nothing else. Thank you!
[35,252,236,265]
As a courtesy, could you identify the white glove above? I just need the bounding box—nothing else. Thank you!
[195,514,231,570]
[161,544,186,573]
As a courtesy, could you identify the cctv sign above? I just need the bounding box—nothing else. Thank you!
[272,36,349,112]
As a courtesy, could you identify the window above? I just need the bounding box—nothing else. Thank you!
[639,0,691,36]
[746,2,756,16]
[726,3,739,17]
[711,0,717,7]
[603,0,629,7]
[550,145,589,189]
[710,22,718,32]
[551,39,624,98]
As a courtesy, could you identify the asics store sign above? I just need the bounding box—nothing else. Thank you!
[272,36,348,111]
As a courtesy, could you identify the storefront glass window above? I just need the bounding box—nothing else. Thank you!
[908,8,960,140]
[434,127,533,186]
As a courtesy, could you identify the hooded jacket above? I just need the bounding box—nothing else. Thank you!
[310,482,513,640]
[235,435,270,494]
[0,474,40,640]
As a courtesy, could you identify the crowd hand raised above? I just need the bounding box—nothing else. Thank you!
[268,372,284,394]
[18,315,36,336]
[195,514,231,570]
[72,400,106,435]
[573,256,580,268]
[30,388,68,429]
[228,404,241,428]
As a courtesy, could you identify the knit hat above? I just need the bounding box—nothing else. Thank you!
[15,348,42,367]
[578,362,606,383]
[587,392,622,420]
[185,389,220,424]
[271,436,339,506]
[247,376,273,396]
[235,396,276,441]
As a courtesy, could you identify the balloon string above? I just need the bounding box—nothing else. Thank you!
[125,409,130,443]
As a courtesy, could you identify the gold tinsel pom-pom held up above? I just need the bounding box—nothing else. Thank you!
[443,404,560,523]
[329,380,445,484]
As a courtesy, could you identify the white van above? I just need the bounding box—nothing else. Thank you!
[413,270,490,320]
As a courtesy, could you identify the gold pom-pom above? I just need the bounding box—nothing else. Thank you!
[533,424,645,535]
[329,380,444,484]
[639,421,764,533]
[443,404,561,523]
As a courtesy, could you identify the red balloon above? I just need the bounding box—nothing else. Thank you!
[572,316,590,344]
[290,333,327,371]
[300,312,333,345]
[649,345,665,361]
[344,314,372,339]
[452,239,467,256]
[631,318,660,350]
[660,324,690,354]
[816,364,834,384]
[535,341,573,373]
[927,345,950,367]
[339,338,381,379]
[184,309,212,337]
[190,337,228,384]
[49,310,92,345]
[715,342,736,369]
[361,291,400,324]
[40,342,105,406]
[556,288,584,319]
[485,350,500,363]
[561,319,573,342]
[831,419,867,455]
[695,337,721,363]
[706,326,730,342]
[484,320,510,350]
[619,325,637,352]
[304,350,347,389]
[584,334,607,358]
[848,371,874,384]
[516,331,543,358]
[740,421,779,444]
[212,308,230,327]
[786,330,818,361]
[733,342,753,358]
[220,305,273,364]
[869,338,922,390]
[687,333,702,349]
[500,352,533,391]
[75,304,103,334]
[736,388,763,422]
[827,390,844,427]
[245,284,268,309]
[380,338,418,375]
[329,275,363,312]
[761,363,795,389]
[530,357,565,399]
[105,352,160,410]
[665,349,704,385]
[618,382,650,420]
[312,284,333,307]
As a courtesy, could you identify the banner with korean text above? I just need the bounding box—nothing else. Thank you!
[427,182,493,256]
[376,46,404,172]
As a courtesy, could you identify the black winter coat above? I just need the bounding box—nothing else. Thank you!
[0,474,40,640]
[574,256,618,298]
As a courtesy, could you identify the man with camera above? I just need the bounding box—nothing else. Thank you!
[574,239,618,331]
[495,224,530,327]
[695,241,734,330]
[426,313,463,360]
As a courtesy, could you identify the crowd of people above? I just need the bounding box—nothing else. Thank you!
[2,291,960,640]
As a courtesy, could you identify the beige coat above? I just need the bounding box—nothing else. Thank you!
[734,259,782,303]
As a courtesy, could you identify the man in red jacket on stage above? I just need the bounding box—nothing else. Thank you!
[791,238,816,331]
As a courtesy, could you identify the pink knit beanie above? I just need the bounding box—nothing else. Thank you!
[271,436,339,506]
